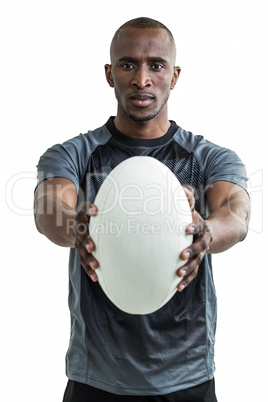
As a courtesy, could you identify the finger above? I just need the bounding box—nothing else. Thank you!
[78,201,98,217]
[187,219,212,236]
[89,271,98,282]
[88,203,98,216]
[177,268,198,292]
[79,251,99,281]
[182,186,195,212]
[85,253,99,270]
[178,249,206,278]
[77,240,99,269]
[85,262,99,282]
[83,265,99,282]
[77,201,97,214]
[74,204,98,240]
[74,221,89,240]
[177,250,206,291]
[180,235,210,261]
[85,238,96,253]
[74,210,89,239]
[182,221,212,256]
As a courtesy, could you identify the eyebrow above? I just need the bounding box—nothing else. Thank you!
[118,56,168,64]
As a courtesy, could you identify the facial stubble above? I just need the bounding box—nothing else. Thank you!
[115,88,170,122]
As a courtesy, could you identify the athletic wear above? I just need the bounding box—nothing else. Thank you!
[37,117,247,396]
[63,378,217,402]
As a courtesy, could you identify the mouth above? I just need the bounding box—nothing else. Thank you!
[129,93,155,108]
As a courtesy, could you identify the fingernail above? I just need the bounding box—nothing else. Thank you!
[89,273,97,282]
[189,225,196,233]
[179,284,185,292]
[89,207,97,216]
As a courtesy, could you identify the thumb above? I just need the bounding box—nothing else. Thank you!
[183,186,195,213]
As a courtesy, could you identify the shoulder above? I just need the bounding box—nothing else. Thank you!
[36,122,112,191]
[174,126,242,165]
[38,123,112,164]
[173,126,204,153]
[174,126,229,156]
[52,123,112,155]
[173,125,248,190]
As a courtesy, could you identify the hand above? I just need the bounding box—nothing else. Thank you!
[73,201,99,281]
[177,187,213,292]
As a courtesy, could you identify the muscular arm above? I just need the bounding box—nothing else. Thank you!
[206,181,250,253]
[34,177,98,278]
[34,177,250,289]
[34,177,78,247]
[177,181,250,291]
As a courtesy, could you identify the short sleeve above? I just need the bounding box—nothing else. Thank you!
[36,134,90,193]
[193,137,248,192]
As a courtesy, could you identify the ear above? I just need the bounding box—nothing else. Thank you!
[170,66,181,90]
[105,64,114,87]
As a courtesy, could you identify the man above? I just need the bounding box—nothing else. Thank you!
[34,17,250,402]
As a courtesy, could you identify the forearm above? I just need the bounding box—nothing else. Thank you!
[178,182,250,292]
[34,193,77,247]
[206,199,249,254]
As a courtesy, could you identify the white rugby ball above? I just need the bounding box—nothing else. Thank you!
[89,156,193,315]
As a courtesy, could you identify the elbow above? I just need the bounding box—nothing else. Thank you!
[34,213,43,235]
[232,195,251,243]
[34,209,45,235]
[237,204,250,243]
[239,216,250,242]
[33,195,45,235]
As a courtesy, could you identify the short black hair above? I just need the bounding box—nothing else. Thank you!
[111,17,175,49]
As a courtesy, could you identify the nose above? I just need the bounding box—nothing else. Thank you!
[131,65,151,89]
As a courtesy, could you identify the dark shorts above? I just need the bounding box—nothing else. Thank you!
[63,378,217,402]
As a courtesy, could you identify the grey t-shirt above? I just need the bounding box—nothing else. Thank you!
[37,117,248,395]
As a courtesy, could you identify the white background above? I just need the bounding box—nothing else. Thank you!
[1,0,267,400]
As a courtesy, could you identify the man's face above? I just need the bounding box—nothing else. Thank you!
[105,28,180,123]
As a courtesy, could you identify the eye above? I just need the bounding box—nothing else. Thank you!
[121,63,135,70]
[151,63,164,71]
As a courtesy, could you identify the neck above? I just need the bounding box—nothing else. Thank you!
[113,110,171,139]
